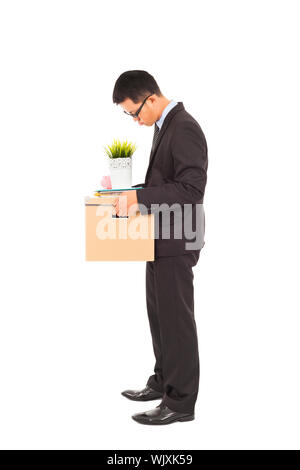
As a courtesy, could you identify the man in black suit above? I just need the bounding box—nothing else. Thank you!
[112,70,208,425]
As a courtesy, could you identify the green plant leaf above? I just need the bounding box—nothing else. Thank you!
[103,138,138,159]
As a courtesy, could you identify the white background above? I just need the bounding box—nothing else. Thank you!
[0,0,299,450]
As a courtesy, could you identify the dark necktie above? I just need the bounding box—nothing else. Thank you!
[151,123,160,151]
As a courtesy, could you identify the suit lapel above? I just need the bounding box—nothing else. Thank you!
[145,102,184,182]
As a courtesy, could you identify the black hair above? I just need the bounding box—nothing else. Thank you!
[112,70,163,104]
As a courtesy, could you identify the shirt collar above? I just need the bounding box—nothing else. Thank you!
[155,100,178,130]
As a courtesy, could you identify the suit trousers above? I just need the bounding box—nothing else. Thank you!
[146,251,201,414]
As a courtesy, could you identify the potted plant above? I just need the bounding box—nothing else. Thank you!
[103,139,137,189]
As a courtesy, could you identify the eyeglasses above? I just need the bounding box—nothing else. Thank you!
[123,94,153,118]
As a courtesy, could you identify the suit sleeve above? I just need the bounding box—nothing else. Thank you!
[136,121,208,214]
[131,183,145,188]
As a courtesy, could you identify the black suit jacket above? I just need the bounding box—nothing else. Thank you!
[132,101,208,258]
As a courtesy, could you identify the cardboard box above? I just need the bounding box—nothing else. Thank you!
[85,196,155,261]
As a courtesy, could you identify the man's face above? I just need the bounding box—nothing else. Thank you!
[119,96,156,126]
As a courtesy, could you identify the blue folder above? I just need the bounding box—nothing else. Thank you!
[95,187,144,192]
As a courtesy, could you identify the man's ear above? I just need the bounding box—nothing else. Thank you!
[148,95,157,106]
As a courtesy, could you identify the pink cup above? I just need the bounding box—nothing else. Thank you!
[101,175,112,189]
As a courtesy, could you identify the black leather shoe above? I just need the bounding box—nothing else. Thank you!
[121,385,163,401]
[132,402,195,425]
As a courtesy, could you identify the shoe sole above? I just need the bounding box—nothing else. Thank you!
[132,414,195,425]
[178,415,195,422]
[121,393,163,402]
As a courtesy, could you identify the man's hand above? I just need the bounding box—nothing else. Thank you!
[112,190,139,217]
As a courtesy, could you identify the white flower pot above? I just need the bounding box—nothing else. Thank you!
[108,157,132,189]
